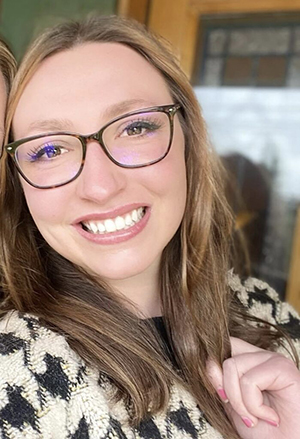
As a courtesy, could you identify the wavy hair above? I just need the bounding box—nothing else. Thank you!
[0,16,293,439]
[0,38,16,93]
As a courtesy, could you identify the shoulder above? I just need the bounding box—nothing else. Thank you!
[0,312,223,438]
[0,311,114,438]
[228,271,300,340]
[0,309,81,363]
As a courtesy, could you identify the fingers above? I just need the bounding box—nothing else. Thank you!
[222,354,280,427]
[222,356,259,427]
[230,336,264,356]
[207,357,258,427]
[207,343,298,429]
[206,359,229,402]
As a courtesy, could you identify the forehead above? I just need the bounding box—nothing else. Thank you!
[13,42,173,135]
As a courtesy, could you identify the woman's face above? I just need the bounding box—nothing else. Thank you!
[12,43,187,296]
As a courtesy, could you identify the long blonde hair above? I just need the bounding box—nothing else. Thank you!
[0,16,289,439]
[0,38,16,92]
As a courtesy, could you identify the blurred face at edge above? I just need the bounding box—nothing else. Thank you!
[0,74,6,147]
[12,43,187,306]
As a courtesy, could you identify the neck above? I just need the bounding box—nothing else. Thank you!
[105,262,162,318]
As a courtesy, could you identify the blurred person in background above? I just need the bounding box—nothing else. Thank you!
[0,15,299,439]
[0,37,15,165]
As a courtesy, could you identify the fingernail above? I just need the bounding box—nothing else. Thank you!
[265,419,279,427]
[217,387,229,403]
[241,417,254,428]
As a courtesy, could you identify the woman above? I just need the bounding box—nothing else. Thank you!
[0,16,299,439]
[0,38,15,153]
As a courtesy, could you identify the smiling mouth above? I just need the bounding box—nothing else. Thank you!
[81,207,146,234]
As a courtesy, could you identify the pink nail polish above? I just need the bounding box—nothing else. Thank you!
[241,417,254,428]
[217,387,229,403]
[265,419,279,427]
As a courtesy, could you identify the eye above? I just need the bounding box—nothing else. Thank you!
[120,120,162,138]
[28,142,67,162]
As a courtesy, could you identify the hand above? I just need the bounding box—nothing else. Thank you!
[207,337,300,439]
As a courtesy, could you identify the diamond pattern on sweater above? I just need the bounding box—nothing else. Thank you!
[108,417,129,438]
[168,407,198,438]
[0,333,25,355]
[136,417,162,439]
[0,276,299,439]
[0,385,38,431]
[34,353,70,400]
[23,315,40,340]
[71,417,89,439]
[247,287,277,320]
[279,314,300,339]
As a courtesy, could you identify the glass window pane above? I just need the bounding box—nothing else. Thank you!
[202,58,223,86]
[208,29,227,55]
[194,86,300,297]
[257,56,287,87]
[293,27,300,54]
[229,28,291,56]
[287,56,300,87]
[224,57,253,86]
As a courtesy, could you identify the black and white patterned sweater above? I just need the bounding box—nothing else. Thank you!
[0,275,299,439]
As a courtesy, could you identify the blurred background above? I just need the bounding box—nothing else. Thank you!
[0,0,299,311]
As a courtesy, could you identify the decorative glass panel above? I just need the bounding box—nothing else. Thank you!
[208,29,227,55]
[202,58,223,86]
[224,57,253,86]
[196,16,300,300]
[229,28,291,56]
[257,56,287,87]
[197,21,300,87]
[293,27,300,53]
[288,56,300,87]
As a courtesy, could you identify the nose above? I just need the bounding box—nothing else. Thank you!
[75,140,127,203]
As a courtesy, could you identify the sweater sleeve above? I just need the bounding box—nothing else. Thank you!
[0,311,115,439]
[228,273,300,360]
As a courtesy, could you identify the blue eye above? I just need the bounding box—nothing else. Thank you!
[28,143,62,162]
[44,144,59,157]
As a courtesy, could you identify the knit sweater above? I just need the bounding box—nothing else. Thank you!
[0,275,299,439]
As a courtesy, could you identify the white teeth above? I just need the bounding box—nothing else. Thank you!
[115,216,125,230]
[125,214,132,226]
[138,208,143,220]
[90,222,98,234]
[81,207,145,235]
[84,222,92,231]
[131,209,138,222]
[104,219,116,233]
[97,221,106,233]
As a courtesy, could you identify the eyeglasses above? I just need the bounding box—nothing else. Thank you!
[5,104,181,189]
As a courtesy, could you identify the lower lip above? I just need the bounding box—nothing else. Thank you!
[74,207,150,245]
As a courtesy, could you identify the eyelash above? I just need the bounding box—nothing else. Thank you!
[117,117,163,136]
[27,143,63,161]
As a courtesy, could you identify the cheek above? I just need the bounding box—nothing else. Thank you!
[145,133,187,212]
[158,127,187,202]
[22,183,67,225]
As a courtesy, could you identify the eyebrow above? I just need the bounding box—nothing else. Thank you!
[102,99,157,120]
[27,118,74,133]
[25,99,157,134]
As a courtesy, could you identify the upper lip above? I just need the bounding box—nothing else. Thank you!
[73,203,149,224]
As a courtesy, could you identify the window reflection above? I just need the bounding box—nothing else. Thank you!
[195,87,300,297]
